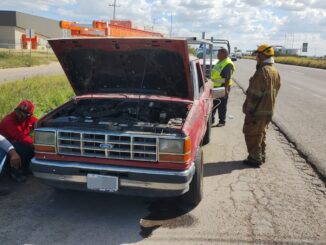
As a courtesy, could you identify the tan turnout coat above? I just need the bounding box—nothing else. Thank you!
[243,63,281,120]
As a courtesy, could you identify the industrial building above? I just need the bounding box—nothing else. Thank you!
[272,45,300,56]
[0,10,62,49]
[247,45,300,56]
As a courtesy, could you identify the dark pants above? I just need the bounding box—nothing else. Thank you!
[11,142,34,174]
[212,87,230,124]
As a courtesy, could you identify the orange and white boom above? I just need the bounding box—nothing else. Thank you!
[60,20,109,37]
[60,20,163,38]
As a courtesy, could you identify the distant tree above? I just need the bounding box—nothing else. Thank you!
[188,47,196,55]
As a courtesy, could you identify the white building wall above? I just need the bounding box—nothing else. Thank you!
[0,26,15,48]
[14,27,24,49]
[36,34,49,50]
[285,49,300,56]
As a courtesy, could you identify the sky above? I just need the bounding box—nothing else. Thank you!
[1,0,326,56]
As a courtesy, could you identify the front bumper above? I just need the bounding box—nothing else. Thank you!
[31,158,195,197]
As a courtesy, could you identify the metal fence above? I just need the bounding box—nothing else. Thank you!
[0,42,54,58]
[0,41,52,52]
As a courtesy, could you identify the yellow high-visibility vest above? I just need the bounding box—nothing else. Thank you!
[211,57,235,87]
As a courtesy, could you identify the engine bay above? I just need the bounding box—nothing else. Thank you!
[41,98,191,134]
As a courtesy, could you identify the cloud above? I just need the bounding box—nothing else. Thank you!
[0,0,325,55]
[1,0,76,12]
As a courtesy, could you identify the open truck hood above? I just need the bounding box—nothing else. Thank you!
[49,38,193,100]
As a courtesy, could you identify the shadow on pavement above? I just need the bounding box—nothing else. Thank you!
[204,160,252,177]
[139,197,196,238]
[0,177,145,244]
[0,177,197,244]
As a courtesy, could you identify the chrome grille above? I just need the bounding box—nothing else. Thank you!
[57,130,157,161]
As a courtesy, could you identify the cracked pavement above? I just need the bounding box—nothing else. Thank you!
[0,86,325,245]
[139,86,326,244]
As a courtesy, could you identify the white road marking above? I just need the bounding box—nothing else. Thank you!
[290,70,304,75]
[289,85,302,91]
[288,84,326,102]
[312,93,326,101]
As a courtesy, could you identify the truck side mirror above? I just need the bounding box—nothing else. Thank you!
[210,87,225,99]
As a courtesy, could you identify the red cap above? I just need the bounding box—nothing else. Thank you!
[17,100,35,114]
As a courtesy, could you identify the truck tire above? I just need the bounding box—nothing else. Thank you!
[202,114,212,145]
[182,147,203,206]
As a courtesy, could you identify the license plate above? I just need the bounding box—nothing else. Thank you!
[87,174,119,192]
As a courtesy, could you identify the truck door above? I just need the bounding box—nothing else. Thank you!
[195,61,211,121]
[193,61,209,142]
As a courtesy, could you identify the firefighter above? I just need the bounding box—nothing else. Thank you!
[0,100,38,182]
[211,48,235,127]
[0,134,21,195]
[242,44,281,167]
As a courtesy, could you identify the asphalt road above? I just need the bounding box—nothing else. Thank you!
[1,87,325,244]
[0,62,63,84]
[234,59,326,177]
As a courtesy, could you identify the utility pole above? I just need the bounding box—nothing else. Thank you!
[152,17,157,31]
[109,0,120,20]
[292,32,295,49]
[169,12,173,37]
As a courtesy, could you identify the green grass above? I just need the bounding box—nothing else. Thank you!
[188,47,197,56]
[275,56,326,69]
[0,51,58,69]
[0,75,74,119]
[243,56,326,69]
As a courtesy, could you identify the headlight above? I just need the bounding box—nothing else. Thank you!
[34,131,56,145]
[159,139,184,154]
[159,137,191,163]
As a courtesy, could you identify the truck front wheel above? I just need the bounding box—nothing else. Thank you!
[182,147,203,206]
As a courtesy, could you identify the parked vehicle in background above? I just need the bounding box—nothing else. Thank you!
[31,37,224,206]
[196,39,231,76]
[196,48,219,75]
[231,53,237,61]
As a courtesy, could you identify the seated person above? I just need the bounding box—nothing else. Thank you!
[0,100,38,182]
[0,134,22,193]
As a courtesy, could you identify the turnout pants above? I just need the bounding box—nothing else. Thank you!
[243,116,270,162]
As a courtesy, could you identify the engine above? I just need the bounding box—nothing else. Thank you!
[41,98,190,133]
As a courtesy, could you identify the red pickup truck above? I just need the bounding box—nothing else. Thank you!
[31,37,222,205]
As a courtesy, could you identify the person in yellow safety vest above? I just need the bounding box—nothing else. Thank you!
[242,44,281,167]
[210,48,235,127]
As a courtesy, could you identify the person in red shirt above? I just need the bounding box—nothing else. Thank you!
[0,100,38,182]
